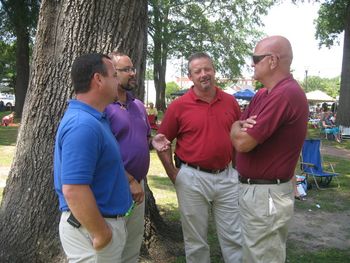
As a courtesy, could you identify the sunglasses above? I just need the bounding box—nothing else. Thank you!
[252,54,272,64]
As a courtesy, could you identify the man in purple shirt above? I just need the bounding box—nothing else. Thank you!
[105,52,150,263]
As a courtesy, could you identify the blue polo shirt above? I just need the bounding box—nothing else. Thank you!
[54,100,132,215]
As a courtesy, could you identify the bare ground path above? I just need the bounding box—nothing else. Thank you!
[321,145,350,160]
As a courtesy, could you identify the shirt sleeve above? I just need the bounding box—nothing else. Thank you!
[157,102,179,142]
[60,124,100,185]
[246,95,291,144]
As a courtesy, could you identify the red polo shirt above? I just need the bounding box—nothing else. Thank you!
[236,75,308,180]
[158,86,241,170]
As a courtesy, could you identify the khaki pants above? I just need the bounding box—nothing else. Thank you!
[59,211,127,263]
[175,165,242,263]
[239,180,294,263]
[122,180,145,263]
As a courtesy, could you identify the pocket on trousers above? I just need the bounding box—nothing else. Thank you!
[95,222,115,253]
[175,166,198,187]
[240,186,269,218]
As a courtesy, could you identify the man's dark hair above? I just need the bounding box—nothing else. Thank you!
[71,53,110,94]
[187,52,214,74]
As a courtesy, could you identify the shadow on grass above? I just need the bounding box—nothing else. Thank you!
[0,126,19,146]
[287,242,350,263]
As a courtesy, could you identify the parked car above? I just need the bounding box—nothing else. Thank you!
[0,93,15,108]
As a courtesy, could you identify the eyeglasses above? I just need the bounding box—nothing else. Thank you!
[252,54,272,64]
[115,67,137,74]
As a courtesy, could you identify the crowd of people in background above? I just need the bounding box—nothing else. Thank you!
[309,102,342,143]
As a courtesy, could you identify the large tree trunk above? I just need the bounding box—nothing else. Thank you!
[154,57,167,112]
[151,4,168,112]
[0,0,150,261]
[336,2,350,126]
[14,26,30,118]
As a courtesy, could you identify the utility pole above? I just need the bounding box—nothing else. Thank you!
[180,57,183,89]
[305,69,308,92]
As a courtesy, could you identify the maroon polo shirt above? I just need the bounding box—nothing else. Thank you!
[236,75,308,180]
[158,86,241,170]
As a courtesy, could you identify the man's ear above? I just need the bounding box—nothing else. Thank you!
[91,72,103,88]
[187,72,192,81]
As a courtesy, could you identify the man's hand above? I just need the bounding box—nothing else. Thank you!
[91,224,112,251]
[152,133,170,151]
[129,179,144,205]
[63,184,113,251]
[240,115,257,131]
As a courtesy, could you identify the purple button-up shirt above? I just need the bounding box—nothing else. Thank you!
[105,93,151,181]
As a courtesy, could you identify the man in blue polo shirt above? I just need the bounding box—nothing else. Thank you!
[54,53,133,262]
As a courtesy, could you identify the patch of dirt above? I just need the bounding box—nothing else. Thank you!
[289,199,350,251]
[140,220,184,263]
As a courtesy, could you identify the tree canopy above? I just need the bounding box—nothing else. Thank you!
[0,40,16,91]
[314,0,350,125]
[0,0,40,117]
[148,0,274,110]
[301,75,340,98]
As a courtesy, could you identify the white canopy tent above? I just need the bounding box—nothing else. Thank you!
[305,90,335,102]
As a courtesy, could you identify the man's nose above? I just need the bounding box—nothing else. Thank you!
[199,69,207,77]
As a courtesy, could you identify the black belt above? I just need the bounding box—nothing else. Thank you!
[103,214,124,218]
[65,212,123,228]
[181,161,228,174]
[239,176,290,185]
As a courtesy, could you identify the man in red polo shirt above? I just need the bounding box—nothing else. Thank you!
[230,36,308,263]
[154,52,242,263]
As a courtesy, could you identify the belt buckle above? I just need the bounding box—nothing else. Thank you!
[213,169,220,174]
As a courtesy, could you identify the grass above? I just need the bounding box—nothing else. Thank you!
[1,116,349,262]
[148,127,350,262]
[0,111,19,146]
[0,111,19,166]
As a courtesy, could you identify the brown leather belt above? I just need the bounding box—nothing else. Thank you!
[239,176,289,185]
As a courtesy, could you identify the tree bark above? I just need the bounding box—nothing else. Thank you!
[336,2,350,126]
[0,0,149,261]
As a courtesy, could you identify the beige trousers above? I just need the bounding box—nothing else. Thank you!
[59,211,127,263]
[239,180,294,263]
[122,180,145,263]
[175,165,242,263]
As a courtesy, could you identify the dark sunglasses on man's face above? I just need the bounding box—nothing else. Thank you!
[252,54,272,64]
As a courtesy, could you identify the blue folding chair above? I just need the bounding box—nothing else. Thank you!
[300,139,340,189]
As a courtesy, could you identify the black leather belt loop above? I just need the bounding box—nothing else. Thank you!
[239,176,289,185]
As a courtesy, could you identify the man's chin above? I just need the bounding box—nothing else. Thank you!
[122,86,133,91]
[122,83,137,91]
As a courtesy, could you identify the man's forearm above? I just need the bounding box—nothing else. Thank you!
[230,120,258,152]
[157,147,178,183]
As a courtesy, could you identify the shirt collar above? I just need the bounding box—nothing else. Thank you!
[68,99,105,120]
[189,85,222,103]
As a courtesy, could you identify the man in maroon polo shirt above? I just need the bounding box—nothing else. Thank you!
[154,52,242,263]
[230,36,308,263]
